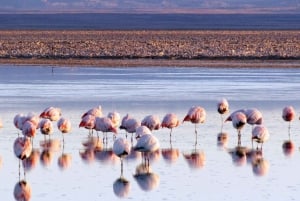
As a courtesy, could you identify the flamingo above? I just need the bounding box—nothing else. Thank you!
[14,114,26,131]
[231,111,247,146]
[282,106,295,139]
[135,126,152,140]
[95,117,118,143]
[183,106,206,145]
[40,107,61,121]
[141,115,161,131]
[119,114,141,139]
[22,121,37,139]
[38,119,53,140]
[252,125,270,150]
[14,136,33,181]
[161,113,180,139]
[113,138,131,177]
[81,105,102,119]
[134,133,160,171]
[245,108,263,126]
[217,98,229,123]
[13,137,33,160]
[79,114,96,136]
[57,117,72,143]
[107,111,121,129]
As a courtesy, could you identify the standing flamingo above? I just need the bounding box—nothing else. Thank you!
[252,125,270,150]
[134,133,160,172]
[81,105,102,118]
[22,121,37,140]
[113,138,131,177]
[282,106,295,139]
[95,117,118,143]
[230,111,247,146]
[79,114,96,136]
[120,114,141,139]
[141,115,161,131]
[161,113,180,140]
[245,108,263,127]
[38,119,53,140]
[107,111,121,129]
[40,107,62,121]
[217,98,229,123]
[14,114,26,131]
[57,117,72,143]
[135,126,152,140]
[183,106,206,145]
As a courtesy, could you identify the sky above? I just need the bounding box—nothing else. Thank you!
[0,0,300,14]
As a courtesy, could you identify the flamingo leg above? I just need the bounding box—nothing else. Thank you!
[120,158,124,178]
[237,130,241,147]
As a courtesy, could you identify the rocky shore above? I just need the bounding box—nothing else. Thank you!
[0,30,299,66]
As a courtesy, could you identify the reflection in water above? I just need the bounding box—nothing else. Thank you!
[58,153,72,170]
[13,180,32,201]
[228,146,250,166]
[217,132,229,148]
[162,148,180,164]
[282,140,295,157]
[183,150,206,169]
[113,177,131,198]
[23,149,40,172]
[251,150,270,176]
[40,149,53,167]
[79,148,95,164]
[94,148,118,165]
[133,164,160,192]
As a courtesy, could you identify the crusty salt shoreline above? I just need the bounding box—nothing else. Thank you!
[0,30,299,67]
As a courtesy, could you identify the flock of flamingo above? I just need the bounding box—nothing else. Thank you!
[0,98,298,200]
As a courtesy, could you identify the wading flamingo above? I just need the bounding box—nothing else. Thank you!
[217,98,229,128]
[79,114,96,136]
[120,114,141,139]
[107,111,121,129]
[252,125,269,150]
[141,115,161,131]
[282,106,295,139]
[81,105,102,119]
[113,138,131,177]
[183,106,206,145]
[230,111,247,146]
[57,117,72,143]
[40,107,61,121]
[38,119,53,140]
[161,113,180,140]
[95,117,118,143]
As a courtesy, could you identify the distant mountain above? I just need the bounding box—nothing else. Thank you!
[1,0,300,14]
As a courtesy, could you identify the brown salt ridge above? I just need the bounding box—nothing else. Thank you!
[0,30,299,67]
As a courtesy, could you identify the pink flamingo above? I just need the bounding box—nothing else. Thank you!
[40,107,62,121]
[120,114,141,139]
[95,117,118,143]
[135,126,152,140]
[79,114,96,136]
[245,108,263,126]
[22,121,37,140]
[107,111,121,129]
[14,137,33,160]
[183,106,206,145]
[217,98,229,120]
[81,105,102,119]
[14,114,26,131]
[141,115,161,131]
[38,119,53,140]
[134,134,160,172]
[161,113,180,139]
[252,125,269,150]
[57,117,72,143]
[282,106,295,139]
[113,138,131,177]
[231,111,247,146]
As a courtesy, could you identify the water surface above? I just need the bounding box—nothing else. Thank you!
[1,65,300,200]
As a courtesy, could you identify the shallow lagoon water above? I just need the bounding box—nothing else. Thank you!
[1,65,300,200]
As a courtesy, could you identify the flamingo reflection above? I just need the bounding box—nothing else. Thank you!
[80,136,103,164]
[133,164,160,192]
[282,140,295,157]
[217,132,229,148]
[23,149,40,172]
[113,177,131,198]
[13,180,32,201]
[251,150,270,176]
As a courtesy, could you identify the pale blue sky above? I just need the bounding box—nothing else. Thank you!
[1,0,300,13]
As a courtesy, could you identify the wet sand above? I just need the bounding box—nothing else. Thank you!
[0,30,299,67]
